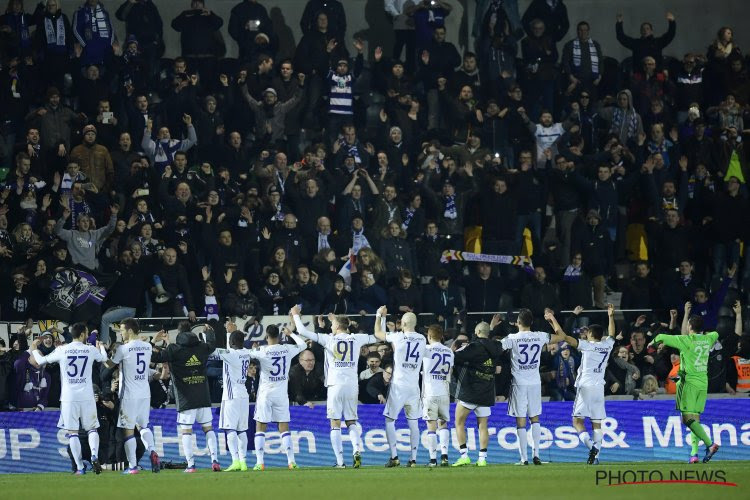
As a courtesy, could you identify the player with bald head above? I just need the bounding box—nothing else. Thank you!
[374,306,426,467]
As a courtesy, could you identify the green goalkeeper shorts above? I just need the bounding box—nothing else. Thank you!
[675,380,707,414]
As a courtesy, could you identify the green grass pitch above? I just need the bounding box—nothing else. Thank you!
[2,462,748,500]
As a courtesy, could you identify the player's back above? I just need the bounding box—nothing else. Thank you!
[575,337,615,388]
[388,331,426,388]
[114,340,153,400]
[320,332,376,387]
[256,344,302,393]
[680,332,719,386]
[422,342,454,397]
[501,330,550,385]
[213,348,253,400]
[54,342,103,401]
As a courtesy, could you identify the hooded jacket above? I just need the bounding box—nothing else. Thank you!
[453,337,504,407]
[599,89,644,146]
[151,330,216,412]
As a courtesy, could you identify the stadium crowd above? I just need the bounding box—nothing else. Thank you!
[1,0,750,441]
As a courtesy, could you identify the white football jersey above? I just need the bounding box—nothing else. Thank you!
[112,340,153,401]
[33,342,108,401]
[250,344,304,395]
[387,331,426,388]
[501,331,551,385]
[421,342,454,397]
[574,337,615,388]
[316,332,377,387]
[213,348,255,400]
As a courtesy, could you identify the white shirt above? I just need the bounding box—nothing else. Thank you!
[422,342,454,397]
[112,340,152,401]
[501,331,551,385]
[387,331,426,389]
[249,344,305,396]
[33,341,108,402]
[534,123,565,165]
[293,315,377,387]
[574,337,615,388]
[212,348,254,400]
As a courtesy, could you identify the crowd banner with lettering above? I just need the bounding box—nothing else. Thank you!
[1,399,748,473]
[440,250,534,273]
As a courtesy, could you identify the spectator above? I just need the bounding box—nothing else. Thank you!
[115,0,164,81]
[385,0,416,73]
[521,0,569,43]
[423,268,463,330]
[388,269,421,314]
[615,11,676,70]
[171,0,224,84]
[288,348,326,406]
[142,114,197,174]
[30,0,72,89]
[151,247,196,320]
[606,345,640,395]
[54,203,118,271]
[228,0,275,63]
[69,124,113,195]
[300,0,346,40]
[359,351,383,381]
[561,21,602,98]
[72,0,114,67]
[364,363,392,404]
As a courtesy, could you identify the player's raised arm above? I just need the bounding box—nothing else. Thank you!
[288,332,308,350]
[733,301,743,337]
[290,305,320,343]
[545,308,568,343]
[607,303,616,338]
[681,301,692,335]
[374,305,388,341]
[32,343,63,366]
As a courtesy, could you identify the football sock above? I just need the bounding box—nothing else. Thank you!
[140,428,155,453]
[479,448,487,461]
[330,428,344,465]
[348,423,362,454]
[579,431,592,450]
[205,430,218,462]
[385,419,398,458]
[67,434,83,470]
[690,430,700,455]
[281,431,295,465]
[438,428,450,455]
[254,432,266,465]
[688,420,712,447]
[427,431,437,460]
[87,429,100,460]
[238,432,248,462]
[182,433,194,467]
[408,419,420,461]
[124,434,138,469]
[516,427,528,462]
[459,444,468,459]
[531,422,541,458]
[226,431,239,462]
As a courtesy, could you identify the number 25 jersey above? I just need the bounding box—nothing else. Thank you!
[501,331,550,386]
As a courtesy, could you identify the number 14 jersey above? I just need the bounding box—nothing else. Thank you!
[387,332,426,389]
[501,331,550,385]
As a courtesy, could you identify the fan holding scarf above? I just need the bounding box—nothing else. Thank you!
[562,21,603,97]
[72,0,114,66]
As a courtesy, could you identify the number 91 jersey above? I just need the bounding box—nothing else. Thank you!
[501,331,551,386]
[316,333,378,387]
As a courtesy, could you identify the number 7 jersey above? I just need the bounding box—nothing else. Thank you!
[574,337,615,387]
[501,331,551,385]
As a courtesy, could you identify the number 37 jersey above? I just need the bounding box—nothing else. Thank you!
[501,331,550,386]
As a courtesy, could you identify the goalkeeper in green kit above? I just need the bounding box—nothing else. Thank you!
[650,314,720,464]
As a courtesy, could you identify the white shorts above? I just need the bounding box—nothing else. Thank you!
[507,383,542,418]
[177,407,213,427]
[422,395,451,422]
[384,384,422,420]
[58,400,99,431]
[326,384,358,421]
[572,385,606,421]
[220,398,250,431]
[456,399,491,418]
[117,398,150,429]
[254,391,290,423]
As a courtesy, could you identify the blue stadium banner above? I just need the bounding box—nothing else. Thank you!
[1,399,749,473]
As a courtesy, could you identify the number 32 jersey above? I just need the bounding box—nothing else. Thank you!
[501,331,550,386]
[112,340,153,400]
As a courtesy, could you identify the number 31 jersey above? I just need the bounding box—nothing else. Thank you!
[387,331,426,389]
[112,340,153,400]
[501,331,550,386]
[250,344,305,396]
[575,337,615,388]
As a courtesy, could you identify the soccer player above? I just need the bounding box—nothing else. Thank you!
[104,318,160,474]
[210,323,255,472]
[151,322,218,473]
[546,305,616,464]
[374,305,426,468]
[292,305,376,468]
[452,321,504,467]
[245,321,307,470]
[650,315,721,463]
[32,322,109,475]
[421,324,454,467]
[502,308,566,465]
